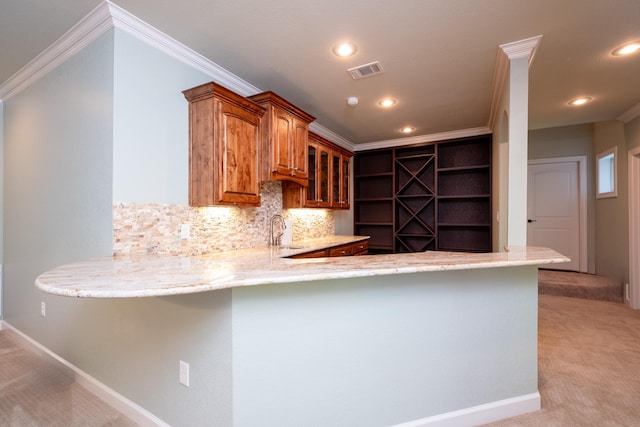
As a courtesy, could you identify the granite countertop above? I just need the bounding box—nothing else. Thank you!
[35,235,569,298]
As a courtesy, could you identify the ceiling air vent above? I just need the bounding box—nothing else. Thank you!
[347,61,384,80]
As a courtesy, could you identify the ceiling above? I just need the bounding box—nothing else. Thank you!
[1,0,639,146]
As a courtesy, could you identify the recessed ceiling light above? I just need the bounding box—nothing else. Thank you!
[611,41,640,56]
[400,126,415,134]
[378,98,397,108]
[332,42,357,57]
[568,97,592,106]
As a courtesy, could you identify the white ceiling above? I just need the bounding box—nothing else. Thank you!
[1,0,639,145]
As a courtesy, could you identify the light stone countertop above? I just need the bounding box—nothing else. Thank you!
[35,235,569,298]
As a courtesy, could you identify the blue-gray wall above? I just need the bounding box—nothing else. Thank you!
[3,30,114,334]
[2,28,235,426]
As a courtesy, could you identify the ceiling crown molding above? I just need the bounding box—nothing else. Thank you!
[354,126,492,152]
[499,35,543,64]
[486,35,543,132]
[0,2,113,101]
[0,1,353,147]
[618,102,640,123]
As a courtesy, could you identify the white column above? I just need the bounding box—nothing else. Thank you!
[500,36,542,247]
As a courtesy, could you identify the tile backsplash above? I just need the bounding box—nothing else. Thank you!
[113,181,335,256]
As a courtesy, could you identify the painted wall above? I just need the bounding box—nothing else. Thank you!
[3,30,114,341]
[232,266,539,426]
[1,25,338,426]
[528,124,596,273]
[626,115,640,150]
[1,28,233,426]
[593,120,629,285]
[113,31,205,205]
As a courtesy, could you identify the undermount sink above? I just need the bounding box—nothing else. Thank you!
[277,245,305,250]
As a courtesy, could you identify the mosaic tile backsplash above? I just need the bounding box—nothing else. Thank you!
[113,181,335,256]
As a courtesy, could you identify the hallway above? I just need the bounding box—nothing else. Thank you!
[485,294,640,426]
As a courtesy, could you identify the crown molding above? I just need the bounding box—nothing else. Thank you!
[0,2,114,101]
[353,126,492,152]
[499,35,543,64]
[618,102,640,123]
[106,1,262,96]
[309,123,355,152]
[486,35,543,132]
[0,1,354,147]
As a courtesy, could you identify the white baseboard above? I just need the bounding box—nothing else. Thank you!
[0,320,169,427]
[392,392,541,427]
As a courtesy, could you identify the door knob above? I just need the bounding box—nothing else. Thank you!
[527,219,537,223]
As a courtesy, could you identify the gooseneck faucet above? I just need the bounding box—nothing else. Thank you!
[270,214,286,246]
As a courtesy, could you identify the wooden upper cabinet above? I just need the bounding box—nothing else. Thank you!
[283,132,352,210]
[248,91,315,186]
[183,82,265,207]
[331,149,352,209]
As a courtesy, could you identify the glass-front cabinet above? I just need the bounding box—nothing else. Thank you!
[304,139,331,208]
[331,151,350,209]
[282,131,352,210]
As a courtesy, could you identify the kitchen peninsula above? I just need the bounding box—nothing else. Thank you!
[36,241,567,427]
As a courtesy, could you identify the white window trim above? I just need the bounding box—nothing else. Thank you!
[596,146,618,199]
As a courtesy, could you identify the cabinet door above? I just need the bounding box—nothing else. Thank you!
[215,99,262,205]
[306,144,317,205]
[341,155,350,209]
[331,152,350,209]
[272,110,293,177]
[291,117,309,180]
[302,140,330,208]
[184,81,263,208]
[317,148,330,207]
[331,152,341,207]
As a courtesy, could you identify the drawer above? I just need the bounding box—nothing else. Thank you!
[329,244,353,257]
[289,249,328,259]
[352,241,368,255]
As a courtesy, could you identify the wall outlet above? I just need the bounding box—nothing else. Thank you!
[179,360,190,387]
[180,223,191,239]
[40,301,46,317]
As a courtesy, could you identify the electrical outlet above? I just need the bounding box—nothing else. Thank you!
[179,360,190,387]
[180,223,191,239]
[40,302,46,317]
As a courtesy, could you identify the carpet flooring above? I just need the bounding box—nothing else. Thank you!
[0,328,137,426]
[483,294,640,426]
[539,269,623,303]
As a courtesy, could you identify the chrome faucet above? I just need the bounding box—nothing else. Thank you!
[270,214,286,246]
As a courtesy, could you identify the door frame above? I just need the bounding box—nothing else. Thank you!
[528,156,588,272]
[628,147,640,309]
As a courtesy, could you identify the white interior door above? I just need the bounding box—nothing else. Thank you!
[527,160,582,271]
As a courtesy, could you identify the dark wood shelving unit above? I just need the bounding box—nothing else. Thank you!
[435,136,491,252]
[354,135,491,254]
[394,144,435,253]
[353,149,394,253]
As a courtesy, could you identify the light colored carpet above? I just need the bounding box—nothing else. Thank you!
[483,294,640,426]
[0,328,137,427]
[538,269,623,303]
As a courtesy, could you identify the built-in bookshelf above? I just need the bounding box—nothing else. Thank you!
[354,135,491,254]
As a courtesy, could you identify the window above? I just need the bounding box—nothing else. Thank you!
[596,147,617,198]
